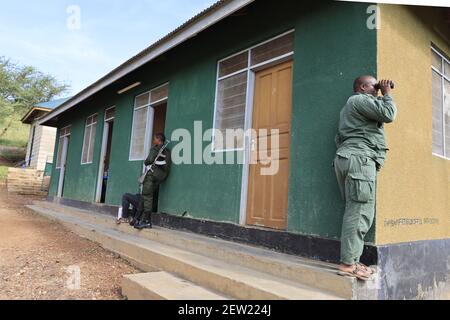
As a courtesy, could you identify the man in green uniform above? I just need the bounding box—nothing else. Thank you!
[334,76,396,280]
[134,133,171,230]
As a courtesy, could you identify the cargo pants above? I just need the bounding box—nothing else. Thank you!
[143,176,161,211]
[136,174,163,223]
[334,154,377,265]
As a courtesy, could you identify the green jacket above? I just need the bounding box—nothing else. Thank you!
[144,144,171,182]
[335,93,397,169]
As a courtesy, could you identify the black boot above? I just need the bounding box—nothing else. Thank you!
[134,220,152,230]
[134,211,152,230]
[131,208,144,227]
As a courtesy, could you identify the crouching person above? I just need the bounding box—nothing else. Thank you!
[134,133,171,230]
[117,193,143,225]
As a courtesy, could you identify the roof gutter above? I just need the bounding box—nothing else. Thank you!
[38,0,255,127]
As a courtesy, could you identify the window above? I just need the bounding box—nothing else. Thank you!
[130,83,169,160]
[431,47,450,159]
[105,106,116,122]
[213,31,294,151]
[81,114,98,164]
[215,71,248,151]
[56,126,71,169]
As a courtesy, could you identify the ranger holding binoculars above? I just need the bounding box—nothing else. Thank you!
[334,76,397,280]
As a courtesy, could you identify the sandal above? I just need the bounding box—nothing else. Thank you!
[337,264,372,281]
[357,263,376,275]
[116,218,130,225]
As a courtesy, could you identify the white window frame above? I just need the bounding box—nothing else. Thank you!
[104,106,116,122]
[56,126,71,169]
[129,82,169,161]
[431,46,450,160]
[81,114,98,165]
[212,29,295,153]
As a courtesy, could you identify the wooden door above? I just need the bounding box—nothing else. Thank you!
[246,60,293,230]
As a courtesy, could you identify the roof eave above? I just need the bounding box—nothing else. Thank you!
[21,107,52,124]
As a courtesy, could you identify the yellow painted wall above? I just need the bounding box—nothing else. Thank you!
[377,5,450,245]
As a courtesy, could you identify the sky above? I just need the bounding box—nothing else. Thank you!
[0,0,217,97]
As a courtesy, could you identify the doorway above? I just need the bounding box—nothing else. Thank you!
[96,107,115,203]
[246,60,293,231]
[149,101,167,212]
[57,127,71,198]
[151,102,167,138]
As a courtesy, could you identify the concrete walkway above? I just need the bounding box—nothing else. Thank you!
[28,200,379,300]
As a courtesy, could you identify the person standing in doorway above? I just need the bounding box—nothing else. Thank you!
[134,133,171,230]
[334,76,397,280]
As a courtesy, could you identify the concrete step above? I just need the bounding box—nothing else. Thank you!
[7,175,43,178]
[27,204,344,300]
[9,190,47,196]
[8,180,44,183]
[6,168,48,196]
[7,179,44,182]
[32,201,357,299]
[122,272,229,300]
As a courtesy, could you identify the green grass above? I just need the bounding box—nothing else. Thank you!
[0,166,8,182]
[0,116,29,148]
[0,138,28,148]
[1,151,26,163]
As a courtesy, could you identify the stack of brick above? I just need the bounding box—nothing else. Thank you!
[6,168,49,196]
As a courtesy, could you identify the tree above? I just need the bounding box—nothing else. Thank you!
[0,57,69,138]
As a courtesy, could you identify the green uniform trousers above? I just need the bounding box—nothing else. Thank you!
[142,175,162,216]
[334,154,377,265]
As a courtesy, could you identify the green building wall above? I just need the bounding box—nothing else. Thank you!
[49,0,377,241]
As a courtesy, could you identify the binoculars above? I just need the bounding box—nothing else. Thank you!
[375,81,395,91]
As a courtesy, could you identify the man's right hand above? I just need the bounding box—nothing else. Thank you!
[379,79,393,96]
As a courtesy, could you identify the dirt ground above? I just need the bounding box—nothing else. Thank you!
[0,182,139,300]
[0,156,12,166]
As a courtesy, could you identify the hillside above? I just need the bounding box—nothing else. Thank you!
[0,115,30,148]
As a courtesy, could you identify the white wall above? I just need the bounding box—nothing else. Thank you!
[27,123,57,171]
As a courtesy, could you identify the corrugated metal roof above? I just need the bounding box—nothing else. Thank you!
[35,97,72,110]
[22,97,73,124]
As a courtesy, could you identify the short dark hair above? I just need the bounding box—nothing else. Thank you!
[155,133,166,143]
[353,75,375,92]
